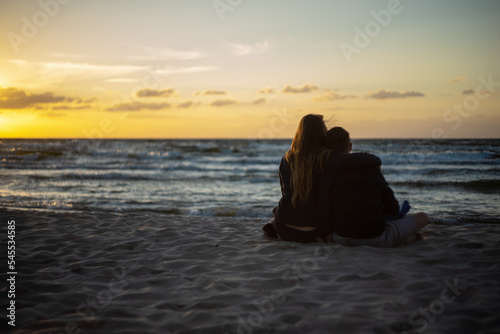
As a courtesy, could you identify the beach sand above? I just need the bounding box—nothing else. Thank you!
[1,209,499,334]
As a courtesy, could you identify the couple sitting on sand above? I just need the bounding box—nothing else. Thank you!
[263,114,429,247]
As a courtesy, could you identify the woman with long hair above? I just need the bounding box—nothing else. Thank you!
[265,114,382,243]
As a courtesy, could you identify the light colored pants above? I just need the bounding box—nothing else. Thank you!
[332,216,418,248]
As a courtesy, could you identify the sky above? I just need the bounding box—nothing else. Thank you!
[0,0,499,139]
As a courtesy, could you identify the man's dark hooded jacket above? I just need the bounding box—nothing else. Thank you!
[318,154,400,239]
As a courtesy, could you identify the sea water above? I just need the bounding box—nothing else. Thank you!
[1,139,499,224]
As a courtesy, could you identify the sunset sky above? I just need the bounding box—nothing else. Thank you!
[1,0,499,138]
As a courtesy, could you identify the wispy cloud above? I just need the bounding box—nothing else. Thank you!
[155,66,218,75]
[9,59,146,74]
[448,76,466,84]
[52,105,91,110]
[226,41,269,56]
[136,88,178,98]
[192,90,227,96]
[282,83,319,93]
[9,61,214,91]
[106,102,171,111]
[366,89,425,100]
[210,99,238,107]
[0,87,88,109]
[8,59,147,84]
[252,97,266,105]
[127,45,207,61]
[177,100,195,109]
[313,91,358,101]
[257,87,275,94]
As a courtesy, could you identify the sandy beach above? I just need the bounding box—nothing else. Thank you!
[1,209,499,334]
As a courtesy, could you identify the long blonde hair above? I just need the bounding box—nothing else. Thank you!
[285,114,329,208]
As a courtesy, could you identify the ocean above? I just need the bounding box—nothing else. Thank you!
[1,138,499,224]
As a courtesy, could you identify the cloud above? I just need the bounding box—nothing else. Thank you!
[366,89,425,100]
[210,99,238,107]
[7,59,217,94]
[226,41,269,56]
[313,91,358,102]
[8,59,147,85]
[72,97,96,103]
[252,97,266,105]
[0,87,85,109]
[155,66,218,75]
[52,105,91,110]
[9,59,146,75]
[136,88,178,98]
[462,89,474,95]
[282,83,319,93]
[177,100,195,109]
[106,102,171,111]
[257,87,275,94]
[448,76,466,84]
[126,45,207,61]
[192,90,227,96]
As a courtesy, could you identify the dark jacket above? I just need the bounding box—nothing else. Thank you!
[319,159,400,239]
[273,150,383,236]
